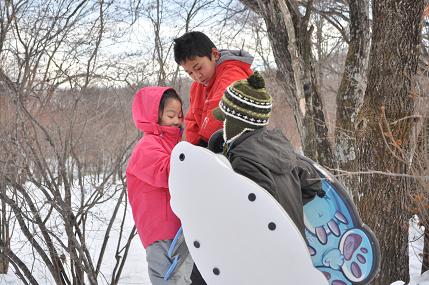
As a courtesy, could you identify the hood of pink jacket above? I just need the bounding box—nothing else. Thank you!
[132,86,176,134]
[129,85,183,186]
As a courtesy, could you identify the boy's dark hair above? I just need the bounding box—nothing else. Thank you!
[158,89,183,121]
[173,31,217,64]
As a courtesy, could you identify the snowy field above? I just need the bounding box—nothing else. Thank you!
[0,180,152,285]
[400,217,428,285]
[0,183,427,284]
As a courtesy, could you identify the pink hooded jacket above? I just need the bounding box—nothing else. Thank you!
[126,87,182,249]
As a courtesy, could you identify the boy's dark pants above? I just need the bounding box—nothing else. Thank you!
[190,264,206,285]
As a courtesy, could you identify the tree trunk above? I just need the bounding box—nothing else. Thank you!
[335,0,370,194]
[301,45,334,167]
[0,181,9,275]
[240,0,334,165]
[423,226,429,273]
[420,116,429,274]
[0,95,11,275]
[356,1,425,283]
[240,0,306,144]
[296,1,334,168]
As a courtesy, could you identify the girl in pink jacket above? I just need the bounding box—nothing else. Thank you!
[126,87,193,284]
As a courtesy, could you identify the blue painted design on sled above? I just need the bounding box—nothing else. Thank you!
[164,227,184,280]
[301,156,381,285]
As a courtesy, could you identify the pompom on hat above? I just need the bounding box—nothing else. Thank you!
[213,71,272,144]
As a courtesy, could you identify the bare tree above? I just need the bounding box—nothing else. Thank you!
[131,0,217,87]
[239,0,334,166]
[355,0,426,283]
[0,0,26,275]
[334,0,370,192]
[0,93,12,275]
[411,43,429,272]
[413,101,428,273]
[418,5,429,273]
[0,1,138,284]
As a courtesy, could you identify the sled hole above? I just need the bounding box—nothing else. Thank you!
[193,241,200,248]
[179,153,185,161]
[248,193,256,202]
[268,222,276,231]
[213,267,220,275]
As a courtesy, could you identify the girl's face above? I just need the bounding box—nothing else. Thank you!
[159,98,183,127]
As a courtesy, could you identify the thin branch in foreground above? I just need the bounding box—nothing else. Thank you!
[325,167,429,180]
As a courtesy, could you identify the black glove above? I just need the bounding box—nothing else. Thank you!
[207,129,225,154]
[197,139,208,148]
[316,188,326,198]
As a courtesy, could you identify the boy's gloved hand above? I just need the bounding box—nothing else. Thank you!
[197,139,207,147]
[197,139,208,148]
[208,129,224,154]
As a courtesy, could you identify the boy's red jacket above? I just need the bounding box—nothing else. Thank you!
[185,50,253,144]
[126,86,182,248]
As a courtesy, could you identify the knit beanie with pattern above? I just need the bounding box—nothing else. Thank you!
[213,71,272,144]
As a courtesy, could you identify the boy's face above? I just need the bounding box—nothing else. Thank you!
[181,48,220,86]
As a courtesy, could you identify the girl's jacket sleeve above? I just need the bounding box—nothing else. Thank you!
[127,142,171,189]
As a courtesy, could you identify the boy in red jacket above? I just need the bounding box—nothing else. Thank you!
[173,31,253,284]
[173,31,253,147]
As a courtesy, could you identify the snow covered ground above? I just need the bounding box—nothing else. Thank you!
[401,217,428,285]
[0,180,152,285]
[0,187,427,284]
